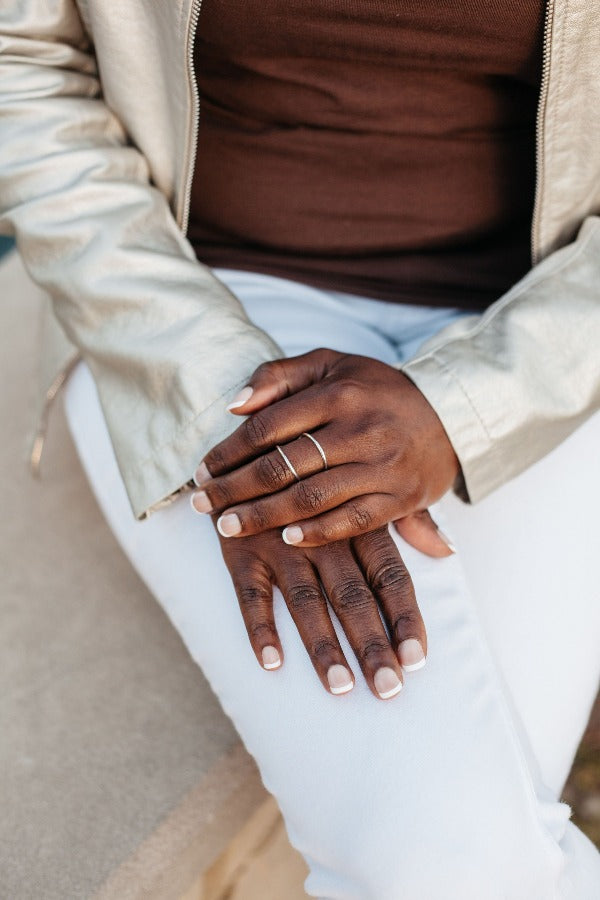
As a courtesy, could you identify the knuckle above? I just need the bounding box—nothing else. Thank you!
[243,412,272,450]
[357,635,390,665]
[294,480,327,514]
[370,559,412,594]
[286,583,322,614]
[332,579,373,616]
[310,636,339,662]
[237,582,270,609]
[391,610,420,635]
[248,500,272,530]
[256,453,290,490]
[248,620,274,642]
[337,377,366,404]
[346,502,374,532]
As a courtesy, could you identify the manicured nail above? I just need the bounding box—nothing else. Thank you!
[399,638,426,672]
[190,490,213,514]
[262,646,281,670]
[282,525,304,545]
[193,461,211,486]
[374,667,403,699]
[227,386,253,411]
[217,513,242,537]
[436,527,457,553]
[327,664,354,695]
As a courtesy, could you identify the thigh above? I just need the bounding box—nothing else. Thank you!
[439,411,600,799]
[64,357,599,899]
[62,261,600,899]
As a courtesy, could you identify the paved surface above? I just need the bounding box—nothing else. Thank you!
[0,251,258,899]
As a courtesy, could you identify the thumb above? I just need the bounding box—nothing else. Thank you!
[393,510,456,558]
[226,348,337,414]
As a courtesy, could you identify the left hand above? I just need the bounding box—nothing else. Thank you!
[192,349,460,548]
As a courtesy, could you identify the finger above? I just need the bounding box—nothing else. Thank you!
[225,349,338,415]
[314,542,404,700]
[279,494,398,547]
[393,510,456,557]
[192,428,347,515]
[201,383,334,477]
[226,548,283,671]
[208,465,375,540]
[274,555,355,696]
[353,528,428,672]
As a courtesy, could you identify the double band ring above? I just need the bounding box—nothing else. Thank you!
[275,432,328,482]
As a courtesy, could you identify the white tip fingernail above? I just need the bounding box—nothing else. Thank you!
[217,513,242,537]
[282,525,304,545]
[436,527,457,553]
[374,667,403,699]
[398,638,426,672]
[262,646,281,669]
[227,386,253,411]
[190,490,213,514]
[193,461,211,486]
[327,664,354,695]
[403,657,427,672]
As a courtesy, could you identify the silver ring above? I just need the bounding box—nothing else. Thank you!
[301,432,328,470]
[275,444,300,482]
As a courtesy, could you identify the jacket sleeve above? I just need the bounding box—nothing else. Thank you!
[398,215,600,504]
[0,2,282,520]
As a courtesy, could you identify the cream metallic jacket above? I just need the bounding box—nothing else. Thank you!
[1,0,599,520]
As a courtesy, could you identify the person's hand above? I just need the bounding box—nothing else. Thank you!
[215,518,428,699]
[192,350,459,551]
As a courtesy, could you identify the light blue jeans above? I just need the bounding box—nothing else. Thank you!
[64,266,600,899]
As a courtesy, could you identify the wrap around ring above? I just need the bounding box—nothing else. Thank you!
[275,432,328,482]
[301,432,328,470]
[275,445,300,481]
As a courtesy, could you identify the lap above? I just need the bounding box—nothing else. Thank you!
[61,270,600,898]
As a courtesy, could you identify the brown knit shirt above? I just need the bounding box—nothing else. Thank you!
[188,1,546,310]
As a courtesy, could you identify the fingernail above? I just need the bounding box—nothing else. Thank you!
[227,386,253,411]
[193,461,211,486]
[374,667,403,699]
[327,664,353,695]
[190,490,213,514]
[262,646,281,670]
[436,527,457,553]
[399,638,426,672]
[282,525,304,545]
[217,513,242,537]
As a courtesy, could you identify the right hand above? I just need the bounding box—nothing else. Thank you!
[215,519,428,700]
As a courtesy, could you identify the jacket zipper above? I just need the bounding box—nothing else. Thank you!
[531,0,555,267]
[178,0,203,234]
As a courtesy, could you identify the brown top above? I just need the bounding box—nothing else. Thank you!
[188,1,545,310]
